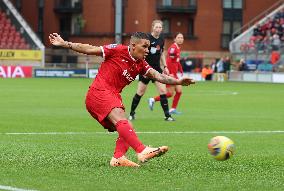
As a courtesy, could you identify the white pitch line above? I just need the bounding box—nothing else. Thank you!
[0,185,38,191]
[2,131,284,135]
[190,91,239,96]
[137,130,284,134]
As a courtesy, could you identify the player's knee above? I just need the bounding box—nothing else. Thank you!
[166,92,173,98]
[116,119,129,126]
[136,89,145,96]
[176,91,182,95]
[158,87,167,95]
[115,120,133,131]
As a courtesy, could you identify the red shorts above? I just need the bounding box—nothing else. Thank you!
[85,87,125,131]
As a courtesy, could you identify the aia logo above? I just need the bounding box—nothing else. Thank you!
[122,69,134,82]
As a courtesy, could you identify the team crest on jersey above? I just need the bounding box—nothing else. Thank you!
[170,48,175,54]
[156,45,160,50]
[106,44,118,49]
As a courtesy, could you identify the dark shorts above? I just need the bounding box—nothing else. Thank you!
[139,65,162,85]
[85,88,124,132]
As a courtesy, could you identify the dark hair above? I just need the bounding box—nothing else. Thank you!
[131,32,150,41]
[174,32,183,38]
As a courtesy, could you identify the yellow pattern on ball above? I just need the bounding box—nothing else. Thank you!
[208,136,235,161]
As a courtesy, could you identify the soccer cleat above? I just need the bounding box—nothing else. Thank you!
[137,146,169,163]
[110,156,140,167]
[128,114,135,121]
[164,116,175,121]
[148,98,155,111]
[169,108,182,115]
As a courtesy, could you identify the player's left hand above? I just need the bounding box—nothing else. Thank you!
[179,77,195,86]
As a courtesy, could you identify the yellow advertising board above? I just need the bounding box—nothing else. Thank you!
[0,49,42,61]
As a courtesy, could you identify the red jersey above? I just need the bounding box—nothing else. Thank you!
[166,43,183,77]
[90,44,152,93]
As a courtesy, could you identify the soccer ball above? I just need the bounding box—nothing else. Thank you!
[208,136,235,161]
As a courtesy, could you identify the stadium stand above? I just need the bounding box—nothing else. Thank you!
[241,8,284,52]
[230,1,284,53]
[230,1,284,72]
[0,0,45,67]
[0,10,30,49]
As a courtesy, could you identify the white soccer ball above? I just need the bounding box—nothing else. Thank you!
[208,136,235,161]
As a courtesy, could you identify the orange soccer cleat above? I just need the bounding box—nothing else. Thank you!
[110,155,140,167]
[137,146,169,163]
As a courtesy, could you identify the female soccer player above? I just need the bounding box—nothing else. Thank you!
[49,32,194,167]
[129,20,174,121]
[148,33,185,115]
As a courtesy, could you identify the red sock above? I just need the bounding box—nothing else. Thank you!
[172,92,182,109]
[113,137,129,158]
[154,92,172,102]
[115,120,145,153]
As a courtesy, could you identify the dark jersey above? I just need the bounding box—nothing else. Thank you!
[145,34,164,69]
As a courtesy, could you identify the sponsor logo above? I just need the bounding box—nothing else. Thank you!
[122,69,134,82]
[106,44,117,49]
[156,45,161,51]
[0,50,42,60]
[0,66,32,78]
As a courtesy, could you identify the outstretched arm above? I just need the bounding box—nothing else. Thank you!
[146,69,195,86]
[49,33,103,56]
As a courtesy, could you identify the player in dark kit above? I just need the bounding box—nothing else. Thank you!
[129,20,174,121]
[149,33,185,115]
[49,32,195,167]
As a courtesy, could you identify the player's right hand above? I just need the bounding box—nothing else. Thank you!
[180,77,195,86]
[49,33,65,47]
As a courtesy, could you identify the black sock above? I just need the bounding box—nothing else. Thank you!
[130,94,142,115]
[160,94,170,117]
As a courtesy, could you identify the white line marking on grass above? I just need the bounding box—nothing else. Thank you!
[136,131,284,134]
[2,131,284,135]
[191,91,239,96]
[4,132,93,135]
[0,185,38,191]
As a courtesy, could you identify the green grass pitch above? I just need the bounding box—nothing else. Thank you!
[0,78,283,191]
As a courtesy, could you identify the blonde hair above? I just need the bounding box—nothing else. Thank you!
[151,20,163,29]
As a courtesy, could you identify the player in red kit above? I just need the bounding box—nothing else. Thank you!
[49,32,195,167]
[149,33,185,115]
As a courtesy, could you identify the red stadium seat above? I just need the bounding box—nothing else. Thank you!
[10,25,16,33]
[5,18,11,25]
[14,36,21,43]
[7,36,14,43]
[4,24,11,30]
[0,37,7,43]
[0,12,31,50]
[2,32,8,38]
[20,38,25,43]
[14,31,21,38]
